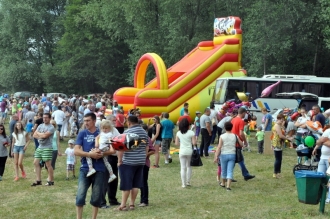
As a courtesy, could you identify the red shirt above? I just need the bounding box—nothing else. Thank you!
[178,115,192,124]
[231,116,244,140]
[115,114,125,127]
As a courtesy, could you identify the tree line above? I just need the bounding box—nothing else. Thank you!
[0,0,329,94]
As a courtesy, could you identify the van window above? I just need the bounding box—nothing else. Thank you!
[299,100,318,111]
[320,101,330,111]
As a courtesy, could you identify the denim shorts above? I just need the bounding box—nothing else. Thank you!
[13,145,25,154]
[118,164,144,190]
[154,140,161,146]
[76,169,104,207]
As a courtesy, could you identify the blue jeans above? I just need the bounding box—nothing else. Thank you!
[76,169,105,207]
[237,154,250,177]
[317,159,330,199]
[220,154,236,179]
[210,125,218,144]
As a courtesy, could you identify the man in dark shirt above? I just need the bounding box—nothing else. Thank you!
[312,105,326,127]
[33,113,44,149]
[9,115,18,158]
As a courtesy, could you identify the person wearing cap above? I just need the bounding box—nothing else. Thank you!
[64,139,77,180]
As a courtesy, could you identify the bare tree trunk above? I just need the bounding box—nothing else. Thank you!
[313,40,318,75]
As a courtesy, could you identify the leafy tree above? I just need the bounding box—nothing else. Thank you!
[0,0,66,93]
[55,0,131,94]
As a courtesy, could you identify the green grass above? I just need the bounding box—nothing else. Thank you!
[1,130,330,219]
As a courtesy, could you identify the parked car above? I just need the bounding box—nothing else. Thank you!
[13,91,34,99]
[47,93,68,100]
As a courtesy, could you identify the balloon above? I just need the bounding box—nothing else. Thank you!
[304,136,315,148]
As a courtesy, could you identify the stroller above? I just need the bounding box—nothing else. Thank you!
[292,121,323,174]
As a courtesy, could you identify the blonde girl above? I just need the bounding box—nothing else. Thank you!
[12,121,30,181]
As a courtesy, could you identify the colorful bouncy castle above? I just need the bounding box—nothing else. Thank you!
[114,16,246,122]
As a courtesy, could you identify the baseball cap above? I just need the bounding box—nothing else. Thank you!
[195,111,201,114]
[68,139,75,144]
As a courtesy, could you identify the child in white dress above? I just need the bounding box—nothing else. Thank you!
[86,120,120,183]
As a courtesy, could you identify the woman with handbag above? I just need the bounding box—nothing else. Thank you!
[175,118,196,188]
[214,122,242,191]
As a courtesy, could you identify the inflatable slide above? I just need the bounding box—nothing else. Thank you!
[114,16,246,122]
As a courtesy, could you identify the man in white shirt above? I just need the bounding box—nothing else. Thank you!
[52,107,66,140]
[43,102,50,114]
[199,108,212,157]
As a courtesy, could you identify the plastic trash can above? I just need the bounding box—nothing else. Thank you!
[295,170,326,205]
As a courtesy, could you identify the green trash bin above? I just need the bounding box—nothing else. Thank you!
[295,170,326,205]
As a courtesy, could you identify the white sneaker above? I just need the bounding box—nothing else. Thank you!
[186,182,191,186]
[326,198,330,204]
[108,174,117,183]
[182,185,186,188]
[165,160,169,164]
[86,168,96,177]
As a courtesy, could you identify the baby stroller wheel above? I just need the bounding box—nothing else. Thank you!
[293,164,302,175]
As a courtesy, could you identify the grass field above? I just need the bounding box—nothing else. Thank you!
[1,129,330,219]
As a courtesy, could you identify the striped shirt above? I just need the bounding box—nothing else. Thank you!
[123,125,148,166]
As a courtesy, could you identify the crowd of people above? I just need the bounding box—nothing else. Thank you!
[2,90,330,217]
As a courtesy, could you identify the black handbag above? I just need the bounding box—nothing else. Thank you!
[191,147,203,167]
[235,135,243,163]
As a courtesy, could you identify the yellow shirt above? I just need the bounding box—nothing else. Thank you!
[271,125,282,149]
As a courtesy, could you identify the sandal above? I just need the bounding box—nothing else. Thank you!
[31,181,42,186]
[45,181,54,186]
[116,206,127,211]
[219,183,225,188]
[129,205,135,210]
